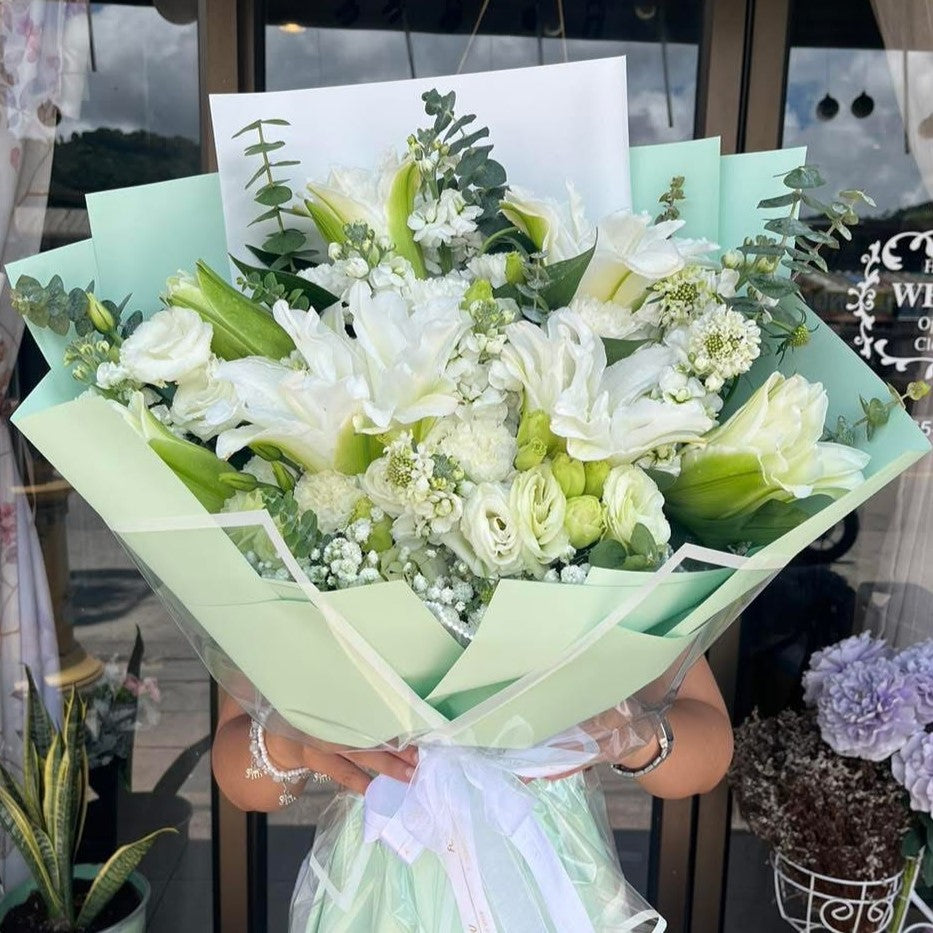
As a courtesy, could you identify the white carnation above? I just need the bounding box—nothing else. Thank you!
[119,306,213,385]
[430,418,516,484]
[603,464,670,548]
[293,470,363,534]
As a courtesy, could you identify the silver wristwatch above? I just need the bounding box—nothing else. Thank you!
[610,715,674,778]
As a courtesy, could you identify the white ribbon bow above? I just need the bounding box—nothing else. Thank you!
[362,742,602,933]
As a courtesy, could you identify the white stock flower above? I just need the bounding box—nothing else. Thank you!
[552,342,717,464]
[96,361,134,390]
[509,464,569,574]
[429,417,517,483]
[603,464,671,548]
[408,188,482,251]
[169,358,243,441]
[119,306,213,386]
[500,183,595,263]
[293,470,363,534]
[446,482,524,577]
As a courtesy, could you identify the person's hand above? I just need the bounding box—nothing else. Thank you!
[266,731,419,795]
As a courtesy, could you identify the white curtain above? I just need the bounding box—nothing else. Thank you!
[863,0,933,647]
[0,0,89,894]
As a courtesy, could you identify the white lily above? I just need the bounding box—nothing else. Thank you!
[500,183,595,263]
[577,211,715,307]
[552,342,716,464]
[350,288,470,434]
[271,300,364,382]
[214,357,371,473]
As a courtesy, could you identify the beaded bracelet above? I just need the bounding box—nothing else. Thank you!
[246,719,314,806]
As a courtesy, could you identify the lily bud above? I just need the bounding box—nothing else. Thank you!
[514,438,548,471]
[86,293,115,334]
[218,471,259,491]
[505,251,525,285]
[583,459,611,498]
[564,495,605,549]
[251,443,283,462]
[271,461,295,493]
[551,452,586,498]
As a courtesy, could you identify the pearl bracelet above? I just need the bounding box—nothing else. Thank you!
[246,719,313,806]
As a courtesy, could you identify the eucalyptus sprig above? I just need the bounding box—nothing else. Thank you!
[828,381,930,444]
[235,118,310,272]
[725,165,875,357]
[656,175,685,223]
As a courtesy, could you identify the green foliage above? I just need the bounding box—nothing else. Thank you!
[656,175,685,223]
[231,256,338,312]
[236,118,311,273]
[726,165,875,358]
[0,671,173,930]
[587,523,664,571]
[827,381,931,444]
[259,487,322,560]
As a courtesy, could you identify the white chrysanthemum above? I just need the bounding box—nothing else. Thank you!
[569,294,661,340]
[466,253,509,288]
[430,418,517,483]
[649,266,738,327]
[680,306,761,392]
[293,470,363,534]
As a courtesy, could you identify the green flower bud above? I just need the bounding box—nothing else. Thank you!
[583,459,611,498]
[505,251,525,284]
[514,438,548,471]
[551,452,586,498]
[86,293,115,334]
[463,279,493,307]
[251,443,283,462]
[907,381,931,402]
[271,461,295,492]
[721,249,743,270]
[754,256,779,274]
[365,516,394,553]
[218,471,259,491]
[517,409,558,452]
[788,324,811,349]
[564,495,605,549]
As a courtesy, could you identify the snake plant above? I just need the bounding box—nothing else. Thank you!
[0,670,173,930]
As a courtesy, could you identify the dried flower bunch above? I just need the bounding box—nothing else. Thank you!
[730,708,912,881]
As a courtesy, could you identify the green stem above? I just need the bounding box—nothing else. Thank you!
[480,225,521,255]
[257,123,286,238]
[887,856,920,933]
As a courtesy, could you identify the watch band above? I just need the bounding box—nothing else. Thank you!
[610,715,674,778]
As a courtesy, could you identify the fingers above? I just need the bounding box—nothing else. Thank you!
[343,749,416,784]
[304,750,373,795]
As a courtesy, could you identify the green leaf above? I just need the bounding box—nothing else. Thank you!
[443,113,476,139]
[764,216,813,238]
[122,310,143,336]
[540,240,597,310]
[603,338,648,365]
[232,119,262,138]
[587,539,629,569]
[260,117,291,126]
[244,140,286,156]
[230,258,337,313]
[922,845,933,888]
[244,163,271,189]
[783,165,825,189]
[747,274,797,299]
[449,127,490,155]
[902,825,923,857]
[75,829,175,931]
[262,227,306,256]
[472,159,507,188]
[25,669,54,759]
[248,207,282,226]
[839,188,876,208]
[757,192,799,209]
[456,145,493,180]
[254,184,293,207]
[628,523,659,560]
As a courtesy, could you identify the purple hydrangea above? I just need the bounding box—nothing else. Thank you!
[896,640,933,726]
[892,731,933,813]
[803,632,892,706]
[816,658,921,761]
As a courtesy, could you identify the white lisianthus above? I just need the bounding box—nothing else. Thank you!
[447,482,524,577]
[361,457,405,517]
[169,359,242,441]
[602,464,671,549]
[667,373,870,531]
[508,464,569,574]
[293,470,364,534]
[500,183,594,263]
[429,417,516,483]
[119,307,213,386]
[466,253,509,288]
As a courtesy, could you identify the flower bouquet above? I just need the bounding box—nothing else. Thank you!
[6,59,930,931]
[731,633,933,933]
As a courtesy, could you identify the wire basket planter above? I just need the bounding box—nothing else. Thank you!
[772,851,905,933]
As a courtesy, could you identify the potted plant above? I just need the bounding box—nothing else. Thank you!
[0,671,172,932]
[730,633,933,933]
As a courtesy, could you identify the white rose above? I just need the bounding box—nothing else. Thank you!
[120,307,213,385]
[602,464,671,549]
[466,253,509,288]
[509,464,569,575]
[361,457,405,517]
[449,482,524,577]
[294,470,363,534]
[170,359,242,441]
